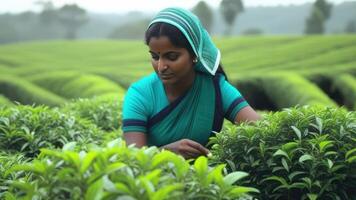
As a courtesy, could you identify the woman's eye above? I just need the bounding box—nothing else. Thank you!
[167,54,178,61]
[151,55,159,60]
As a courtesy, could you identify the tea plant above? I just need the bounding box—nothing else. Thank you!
[0,105,104,157]
[61,95,122,132]
[210,106,356,199]
[5,140,258,200]
[0,153,31,198]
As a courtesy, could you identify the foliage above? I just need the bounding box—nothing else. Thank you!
[5,140,258,200]
[0,36,355,108]
[305,0,333,34]
[210,106,356,199]
[332,74,356,110]
[0,105,104,157]
[0,75,66,107]
[305,7,325,34]
[345,20,356,33]
[315,0,333,20]
[57,4,88,39]
[0,153,30,198]
[0,95,13,107]
[260,74,336,109]
[219,0,244,35]
[28,71,125,100]
[61,94,122,132]
[192,1,213,33]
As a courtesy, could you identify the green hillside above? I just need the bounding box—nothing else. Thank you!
[0,35,355,110]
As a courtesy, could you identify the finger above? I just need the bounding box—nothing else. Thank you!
[181,145,202,156]
[186,140,210,155]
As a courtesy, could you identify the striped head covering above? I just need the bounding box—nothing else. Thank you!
[148,7,221,76]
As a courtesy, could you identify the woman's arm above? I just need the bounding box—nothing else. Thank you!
[235,106,261,124]
[124,132,209,159]
[124,132,147,147]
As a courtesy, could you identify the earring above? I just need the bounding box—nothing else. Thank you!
[193,58,198,63]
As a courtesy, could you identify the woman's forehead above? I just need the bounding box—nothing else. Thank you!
[148,36,184,53]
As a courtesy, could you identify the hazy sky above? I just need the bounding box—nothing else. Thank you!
[0,0,353,14]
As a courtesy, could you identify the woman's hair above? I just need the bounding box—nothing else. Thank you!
[145,22,228,80]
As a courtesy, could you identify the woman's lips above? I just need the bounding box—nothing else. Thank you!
[159,73,174,79]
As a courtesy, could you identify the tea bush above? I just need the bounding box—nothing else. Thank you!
[332,74,356,109]
[0,153,31,198]
[5,140,258,200]
[0,75,66,106]
[0,95,12,106]
[260,74,336,109]
[61,94,122,133]
[210,106,356,199]
[28,71,125,99]
[0,105,104,157]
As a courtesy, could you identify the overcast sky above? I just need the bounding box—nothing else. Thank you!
[0,0,353,14]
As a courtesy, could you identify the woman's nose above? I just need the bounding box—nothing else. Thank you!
[158,59,168,72]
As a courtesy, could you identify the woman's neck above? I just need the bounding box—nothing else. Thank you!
[164,70,196,102]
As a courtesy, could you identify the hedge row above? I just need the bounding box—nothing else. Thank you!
[233,74,336,110]
[61,94,122,132]
[0,105,104,157]
[28,71,125,99]
[332,74,356,110]
[4,140,258,200]
[260,74,336,109]
[210,106,356,199]
[0,95,12,107]
[0,75,66,106]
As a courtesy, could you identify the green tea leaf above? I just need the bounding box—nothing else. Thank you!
[281,158,289,172]
[345,148,356,159]
[85,178,104,200]
[273,149,289,160]
[63,141,77,151]
[288,171,306,181]
[307,193,318,200]
[228,186,259,197]
[106,162,126,174]
[291,126,301,140]
[346,155,356,163]
[282,142,298,152]
[223,171,249,185]
[80,151,98,174]
[207,164,225,186]
[299,154,313,163]
[262,176,288,186]
[327,159,333,169]
[319,141,333,153]
[152,184,183,200]
[194,156,208,178]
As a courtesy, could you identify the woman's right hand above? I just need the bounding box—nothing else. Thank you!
[161,139,210,159]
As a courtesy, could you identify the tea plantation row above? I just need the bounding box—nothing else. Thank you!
[0,36,355,110]
[0,96,355,199]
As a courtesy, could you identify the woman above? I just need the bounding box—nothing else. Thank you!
[122,7,260,159]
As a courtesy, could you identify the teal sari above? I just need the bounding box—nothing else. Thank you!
[122,72,248,146]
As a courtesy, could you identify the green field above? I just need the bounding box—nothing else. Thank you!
[0,35,355,110]
[1,36,355,199]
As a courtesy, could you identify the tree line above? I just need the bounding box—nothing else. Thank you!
[193,0,355,35]
[0,0,355,44]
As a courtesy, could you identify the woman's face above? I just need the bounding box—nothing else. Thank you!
[148,36,195,85]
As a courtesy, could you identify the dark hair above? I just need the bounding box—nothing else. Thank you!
[145,22,228,80]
